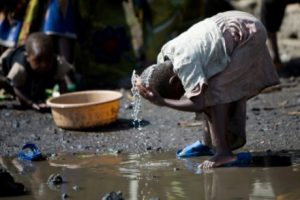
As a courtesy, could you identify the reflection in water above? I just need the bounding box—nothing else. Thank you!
[251,181,275,200]
[170,181,186,199]
[0,152,300,200]
[129,179,138,200]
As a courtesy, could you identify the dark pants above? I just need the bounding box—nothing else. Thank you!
[204,0,234,17]
[261,0,300,32]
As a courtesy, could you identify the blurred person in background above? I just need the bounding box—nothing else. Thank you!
[261,0,300,70]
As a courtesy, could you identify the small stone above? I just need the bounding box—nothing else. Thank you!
[124,103,133,109]
[146,146,152,151]
[73,185,80,191]
[61,193,68,199]
[47,174,63,185]
[101,191,124,200]
[173,167,180,171]
[156,147,162,152]
[12,122,19,128]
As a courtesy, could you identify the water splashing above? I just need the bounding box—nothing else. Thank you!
[130,65,157,130]
[131,70,142,130]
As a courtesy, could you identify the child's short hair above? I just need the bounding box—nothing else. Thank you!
[140,62,174,98]
[25,32,54,57]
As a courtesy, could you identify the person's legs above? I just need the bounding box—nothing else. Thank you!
[199,103,235,169]
[261,0,287,70]
[57,36,75,63]
[202,97,247,149]
[202,116,212,148]
[50,35,75,63]
[226,98,247,150]
[199,98,248,168]
[267,31,282,70]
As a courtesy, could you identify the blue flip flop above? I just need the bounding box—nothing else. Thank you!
[176,140,214,158]
[18,143,44,161]
[222,152,252,167]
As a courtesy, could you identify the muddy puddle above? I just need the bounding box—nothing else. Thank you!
[1,151,300,200]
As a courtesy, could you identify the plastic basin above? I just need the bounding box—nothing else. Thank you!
[46,90,123,129]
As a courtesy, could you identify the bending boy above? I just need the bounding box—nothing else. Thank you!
[135,11,279,168]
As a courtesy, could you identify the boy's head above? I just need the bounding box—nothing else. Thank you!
[25,32,54,74]
[140,61,185,99]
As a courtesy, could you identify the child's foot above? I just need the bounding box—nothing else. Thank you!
[198,154,235,169]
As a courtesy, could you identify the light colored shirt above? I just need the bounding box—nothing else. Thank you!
[157,18,230,98]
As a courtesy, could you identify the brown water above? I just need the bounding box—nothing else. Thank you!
[1,152,300,200]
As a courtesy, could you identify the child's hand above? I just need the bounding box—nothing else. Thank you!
[38,103,49,109]
[135,79,164,106]
[144,87,165,106]
[32,103,49,112]
[31,103,41,111]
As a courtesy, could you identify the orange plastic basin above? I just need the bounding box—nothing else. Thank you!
[46,90,123,129]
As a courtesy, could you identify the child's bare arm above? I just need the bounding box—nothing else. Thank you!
[161,98,204,112]
[13,87,41,110]
[13,87,33,105]
[137,82,204,112]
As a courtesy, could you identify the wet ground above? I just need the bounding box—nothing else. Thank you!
[1,151,300,200]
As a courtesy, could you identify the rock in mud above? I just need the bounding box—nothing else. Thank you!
[47,173,63,186]
[0,168,26,196]
[61,193,68,199]
[102,191,124,200]
[73,185,80,191]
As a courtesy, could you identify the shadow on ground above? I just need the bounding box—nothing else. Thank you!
[69,118,151,133]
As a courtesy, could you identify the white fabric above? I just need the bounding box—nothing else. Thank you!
[157,18,230,95]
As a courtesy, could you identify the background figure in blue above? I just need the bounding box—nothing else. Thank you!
[0,0,27,50]
[42,0,79,91]
[261,0,300,70]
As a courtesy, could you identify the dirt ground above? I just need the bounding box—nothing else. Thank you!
[0,75,299,157]
[0,3,300,157]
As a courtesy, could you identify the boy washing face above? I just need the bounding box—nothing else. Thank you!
[134,11,279,168]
